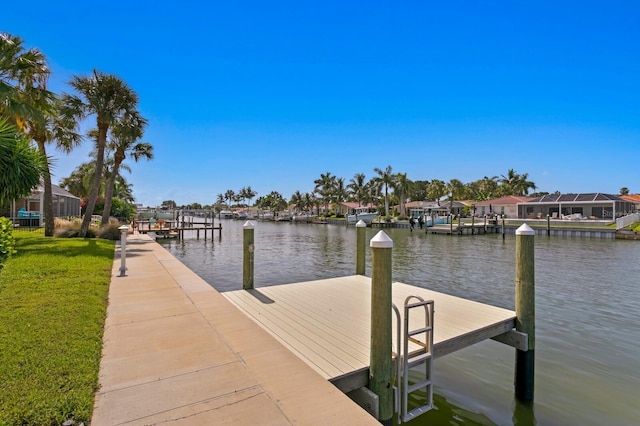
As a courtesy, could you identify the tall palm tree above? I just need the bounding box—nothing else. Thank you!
[393,173,412,216]
[427,179,447,205]
[101,112,151,224]
[373,165,395,216]
[333,177,348,216]
[245,186,257,207]
[0,33,53,124]
[447,178,465,213]
[500,169,536,196]
[290,190,304,213]
[224,189,235,207]
[1,33,78,236]
[0,118,47,207]
[314,171,336,217]
[61,70,141,237]
[347,173,367,206]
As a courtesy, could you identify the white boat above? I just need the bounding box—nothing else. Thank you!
[292,213,311,222]
[233,211,248,220]
[347,207,378,224]
[219,209,234,219]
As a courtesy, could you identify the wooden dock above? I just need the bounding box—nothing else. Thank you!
[223,275,518,393]
[136,225,222,239]
[428,222,499,235]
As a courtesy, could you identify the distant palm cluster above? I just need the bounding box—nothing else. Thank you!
[165,166,541,218]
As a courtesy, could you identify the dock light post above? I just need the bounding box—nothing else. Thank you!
[369,231,393,425]
[356,220,367,275]
[515,224,535,401]
[243,221,255,290]
[118,225,129,277]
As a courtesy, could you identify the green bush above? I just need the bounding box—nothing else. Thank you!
[0,217,16,268]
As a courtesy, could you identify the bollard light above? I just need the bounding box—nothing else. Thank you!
[119,225,129,276]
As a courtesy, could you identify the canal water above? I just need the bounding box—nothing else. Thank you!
[157,220,640,425]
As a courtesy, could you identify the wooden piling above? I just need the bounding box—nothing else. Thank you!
[502,215,506,240]
[547,214,551,236]
[369,231,393,424]
[515,224,535,401]
[243,221,255,290]
[471,214,475,234]
[356,220,367,275]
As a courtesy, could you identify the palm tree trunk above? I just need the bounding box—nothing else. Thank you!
[79,127,107,237]
[101,162,120,226]
[101,150,124,226]
[36,139,55,237]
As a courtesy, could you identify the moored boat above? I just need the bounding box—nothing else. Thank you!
[347,207,378,224]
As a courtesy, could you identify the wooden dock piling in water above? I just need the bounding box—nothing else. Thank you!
[515,223,535,401]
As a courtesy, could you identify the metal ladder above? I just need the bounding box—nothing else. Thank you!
[393,296,435,423]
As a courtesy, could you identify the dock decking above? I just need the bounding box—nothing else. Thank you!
[224,275,516,392]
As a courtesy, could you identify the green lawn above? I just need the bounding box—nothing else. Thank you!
[0,231,114,425]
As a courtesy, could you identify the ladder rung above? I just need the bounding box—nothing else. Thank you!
[405,300,433,309]
[405,404,433,421]
[406,356,431,369]
[407,380,431,394]
[407,326,432,336]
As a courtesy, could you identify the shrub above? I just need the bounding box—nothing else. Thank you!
[0,217,16,268]
[54,222,97,238]
[96,222,126,240]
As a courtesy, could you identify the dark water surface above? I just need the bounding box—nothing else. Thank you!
[158,220,640,425]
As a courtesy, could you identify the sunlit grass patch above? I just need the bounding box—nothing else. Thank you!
[0,232,114,425]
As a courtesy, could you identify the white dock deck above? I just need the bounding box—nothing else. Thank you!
[224,275,516,392]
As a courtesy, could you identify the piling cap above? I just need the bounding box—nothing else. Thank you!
[356,220,367,228]
[118,225,129,231]
[370,230,393,248]
[243,221,255,229]
[516,223,535,235]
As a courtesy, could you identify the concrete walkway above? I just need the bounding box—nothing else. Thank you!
[92,233,377,425]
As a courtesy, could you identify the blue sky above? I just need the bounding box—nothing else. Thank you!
[5,1,639,206]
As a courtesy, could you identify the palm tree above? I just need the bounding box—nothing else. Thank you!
[1,33,79,236]
[303,192,314,215]
[245,186,257,207]
[620,187,630,196]
[347,173,367,206]
[314,171,336,217]
[333,177,348,216]
[101,113,152,224]
[290,190,304,213]
[393,173,412,216]
[61,70,141,237]
[224,189,235,207]
[500,169,536,196]
[0,33,54,123]
[0,118,47,207]
[427,179,447,205]
[373,165,395,216]
[447,178,465,214]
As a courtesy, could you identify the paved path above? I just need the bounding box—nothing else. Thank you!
[92,233,377,425]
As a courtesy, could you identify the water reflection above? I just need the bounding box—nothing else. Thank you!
[158,220,640,425]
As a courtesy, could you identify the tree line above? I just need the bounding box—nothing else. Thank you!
[185,166,540,218]
[1,32,152,237]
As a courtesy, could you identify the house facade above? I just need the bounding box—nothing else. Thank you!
[517,193,634,219]
[10,183,81,227]
[475,196,534,218]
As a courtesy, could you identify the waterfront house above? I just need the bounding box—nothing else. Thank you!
[475,195,534,218]
[517,193,634,220]
[620,194,640,212]
[9,183,81,227]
